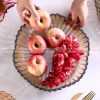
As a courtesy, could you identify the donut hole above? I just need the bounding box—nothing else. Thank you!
[36,61,39,64]
[35,42,39,48]
[55,36,59,40]
[40,18,43,23]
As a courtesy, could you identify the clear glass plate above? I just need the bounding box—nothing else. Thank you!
[95,0,100,20]
[13,14,90,91]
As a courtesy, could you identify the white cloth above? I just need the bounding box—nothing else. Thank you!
[0,0,100,100]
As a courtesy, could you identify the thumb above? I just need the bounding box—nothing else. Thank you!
[79,16,85,27]
[29,5,40,20]
[22,10,31,25]
[68,13,72,20]
[71,14,77,25]
[22,9,31,21]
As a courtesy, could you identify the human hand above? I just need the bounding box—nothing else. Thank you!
[69,0,88,27]
[17,0,40,25]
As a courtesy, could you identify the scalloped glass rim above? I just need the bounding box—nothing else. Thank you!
[13,14,90,92]
[94,0,100,20]
[0,90,15,100]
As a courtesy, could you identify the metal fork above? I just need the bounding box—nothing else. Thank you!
[82,91,95,100]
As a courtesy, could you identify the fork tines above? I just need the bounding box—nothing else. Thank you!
[82,91,95,100]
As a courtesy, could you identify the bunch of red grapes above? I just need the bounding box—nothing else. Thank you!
[42,35,84,88]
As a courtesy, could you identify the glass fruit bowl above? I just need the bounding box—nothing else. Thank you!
[13,14,90,91]
[95,0,100,20]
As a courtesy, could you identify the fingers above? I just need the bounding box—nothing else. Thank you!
[22,10,31,25]
[69,12,78,26]
[34,5,41,10]
[28,4,40,20]
[78,16,85,27]
[17,9,30,25]
[23,18,30,25]
[71,14,77,25]
[24,4,41,25]
[17,0,40,25]
[17,9,24,22]
[22,9,30,21]
[68,13,72,20]
[68,12,86,28]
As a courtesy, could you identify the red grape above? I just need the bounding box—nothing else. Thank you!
[54,77,61,86]
[48,81,55,88]
[41,34,84,88]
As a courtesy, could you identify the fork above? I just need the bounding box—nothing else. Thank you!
[82,91,95,100]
